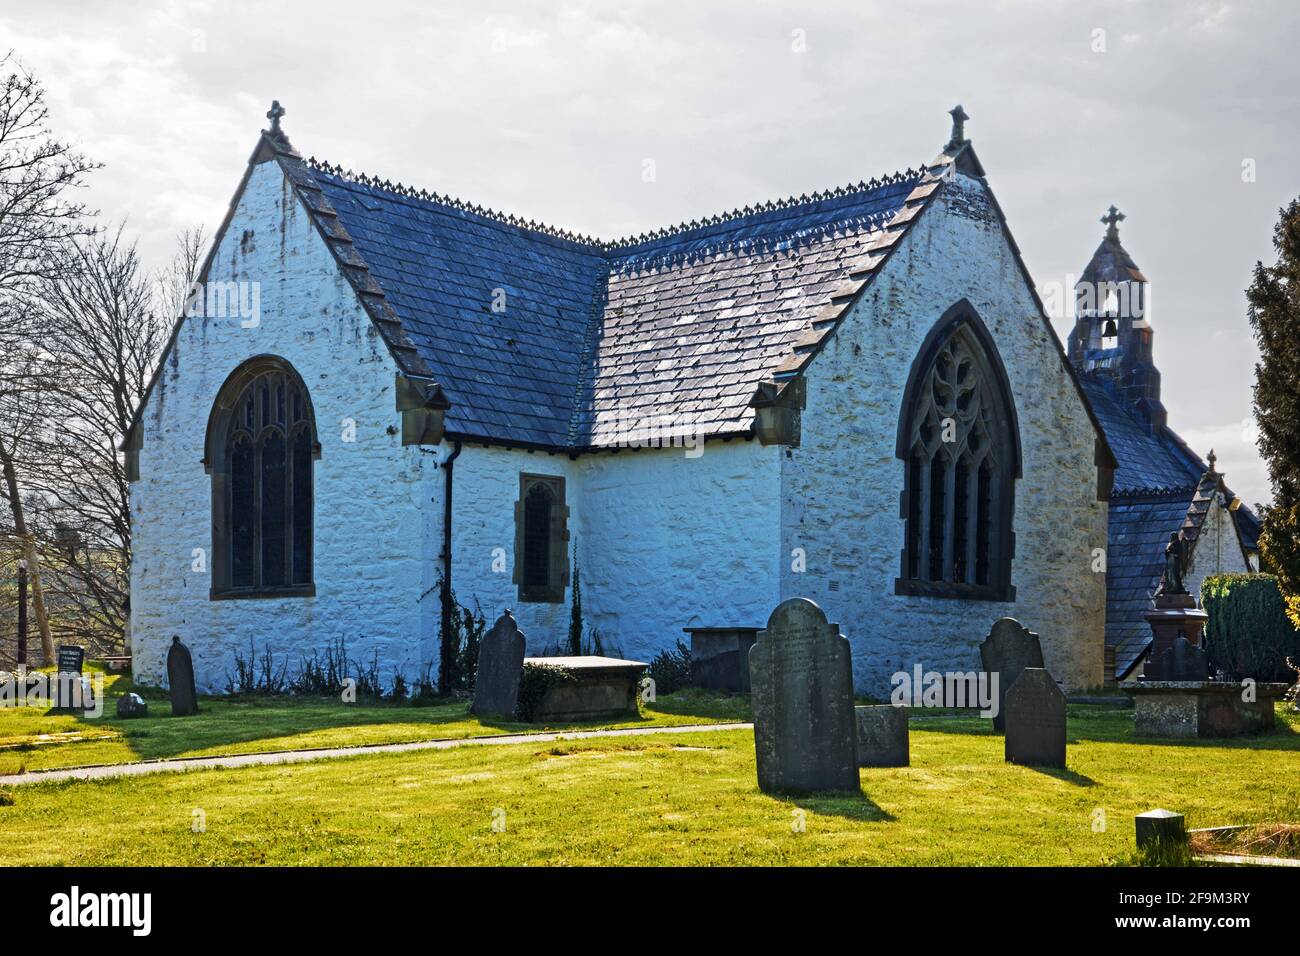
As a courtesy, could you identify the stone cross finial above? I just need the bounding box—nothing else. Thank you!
[947,104,970,150]
[1207,449,1217,473]
[266,100,285,135]
[1102,204,1125,240]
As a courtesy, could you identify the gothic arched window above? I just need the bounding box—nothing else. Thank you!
[896,302,1020,601]
[206,357,319,598]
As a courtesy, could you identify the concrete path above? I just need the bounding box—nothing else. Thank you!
[0,721,754,788]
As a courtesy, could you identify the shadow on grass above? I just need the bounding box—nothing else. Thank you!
[1027,765,1098,787]
[9,669,754,768]
[914,704,1300,752]
[787,788,896,823]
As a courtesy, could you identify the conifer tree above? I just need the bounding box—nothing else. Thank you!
[1248,198,1300,623]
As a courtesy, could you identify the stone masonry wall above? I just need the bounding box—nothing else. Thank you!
[130,159,439,693]
[445,439,783,665]
[780,172,1110,693]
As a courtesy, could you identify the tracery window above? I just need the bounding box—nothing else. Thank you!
[896,304,1019,601]
[206,357,318,598]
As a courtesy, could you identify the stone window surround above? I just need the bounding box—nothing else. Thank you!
[204,354,321,601]
[514,473,570,604]
[895,299,1020,603]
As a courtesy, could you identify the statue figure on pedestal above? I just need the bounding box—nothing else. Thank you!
[1155,532,1188,597]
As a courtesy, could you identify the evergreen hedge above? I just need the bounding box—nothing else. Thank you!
[1203,573,1300,682]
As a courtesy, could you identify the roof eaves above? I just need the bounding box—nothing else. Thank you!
[762,166,941,385]
[272,138,434,382]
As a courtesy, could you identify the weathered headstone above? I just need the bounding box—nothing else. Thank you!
[1004,667,1066,768]
[1153,636,1208,682]
[167,636,198,717]
[855,705,909,767]
[979,618,1044,731]
[116,692,148,719]
[471,610,526,718]
[749,598,858,793]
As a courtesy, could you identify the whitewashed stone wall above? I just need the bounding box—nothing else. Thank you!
[445,440,782,665]
[575,440,782,663]
[780,172,1109,693]
[1189,497,1250,595]
[130,159,439,692]
[441,444,581,650]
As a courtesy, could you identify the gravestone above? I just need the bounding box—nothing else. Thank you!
[116,692,148,719]
[471,610,526,718]
[749,598,858,793]
[1003,667,1066,768]
[167,636,198,716]
[979,618,1044,731]
[53,645,85,710]
[855,705,909,767]
[56,645,85,674]
[1153,636,1208,682]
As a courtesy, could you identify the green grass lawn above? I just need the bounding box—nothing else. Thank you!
[3,703,1300,865]
[0,667,750,775]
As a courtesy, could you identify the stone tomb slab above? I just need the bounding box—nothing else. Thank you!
[1125,681,1289,738]
[1004,667,1066,768]
[855,705,909,767]
[749,598,858,793]
[471,610,526,719]
[685,626,758,693]
[979,618,1044,732]
[520,656,647,722]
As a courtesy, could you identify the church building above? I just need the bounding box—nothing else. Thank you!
[1066,209,1260,680]
[125,104,1117,695]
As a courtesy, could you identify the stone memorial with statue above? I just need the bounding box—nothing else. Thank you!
[1125,531,1287,737]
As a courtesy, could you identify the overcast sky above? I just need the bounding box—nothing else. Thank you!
[2,0,1292,507]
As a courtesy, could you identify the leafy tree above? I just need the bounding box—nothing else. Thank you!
[1248,198,1300,626]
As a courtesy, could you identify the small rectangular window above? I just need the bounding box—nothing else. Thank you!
[514,474,569,603]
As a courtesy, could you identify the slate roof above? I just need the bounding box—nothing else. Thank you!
[1105,491,1196,674]
[306,161,922,447]
[311,170,611,447]
[128,122,1106,470]
[1079,376,1201,494]
[1081,372,1261,677]
[1079,234,1147,289]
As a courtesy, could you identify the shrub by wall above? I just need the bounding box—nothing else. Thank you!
[1203,573,1300,682]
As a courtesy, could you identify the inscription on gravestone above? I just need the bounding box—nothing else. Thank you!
[749,598,858,793]
[471,610,527,719]
[1004,667,1066,768]
[53,645,85,710]
[167,636,199,717]
[57,645,84,674]
[979,618,1044,731]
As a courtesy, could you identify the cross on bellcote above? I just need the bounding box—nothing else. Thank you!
[1102,205,1125,241]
